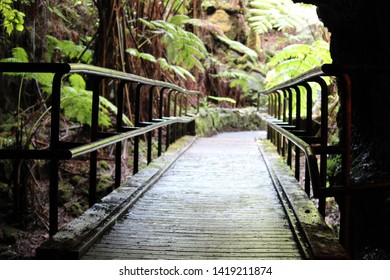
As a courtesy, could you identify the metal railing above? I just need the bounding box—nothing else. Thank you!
[258,64,390,254]
[0,62,200,236]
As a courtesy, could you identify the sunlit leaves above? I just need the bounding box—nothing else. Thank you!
[246,0,321,34]
[0,0,25,35]
[265,40,332,89]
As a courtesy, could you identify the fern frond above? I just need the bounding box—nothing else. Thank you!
[208,96,236,104]
[139,18,208,73]
[216,35,258,61]
[157,58,196,81]
[126,48,157,63]
[12,47,29,62]
[46,35,93,63]
[61,75,132,127]
[265,39,331,88]
[247,0,320,34]
[169,14,189,26]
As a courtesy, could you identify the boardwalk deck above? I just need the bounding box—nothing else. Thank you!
[82,131,306,260]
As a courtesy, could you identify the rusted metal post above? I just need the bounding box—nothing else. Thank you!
[89,76,104,207]
[147,86,155,164]
[286,88,293,167]
[303,82,313,136]
[166,90,174,149]
[158,88,166,157]
[49,71,66,236]
[293,85,302,181]
[313,76,329,217]
[133,83,142,174]
[115,81,127,188]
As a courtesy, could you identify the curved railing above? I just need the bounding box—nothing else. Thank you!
[0,62,200,236]
[258,64,390,252]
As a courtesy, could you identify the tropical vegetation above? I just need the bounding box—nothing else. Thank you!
[0,0,331,258]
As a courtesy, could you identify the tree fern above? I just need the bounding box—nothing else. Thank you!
[138,17,208,72]
[265,40,332,89]
[157,58,196,81]
[264,39,333,118]
[215,35,258,62]
[246,0,320,34]
[126,48,196,81]
[212,70,259,96]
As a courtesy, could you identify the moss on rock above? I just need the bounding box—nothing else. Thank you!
[195,107,265,136]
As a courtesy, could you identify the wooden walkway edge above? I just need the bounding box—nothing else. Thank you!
[81,131,347,260]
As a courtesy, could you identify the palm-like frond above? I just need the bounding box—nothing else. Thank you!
[265,40,331,89]
[61,74,132,127]
[139,17,207,71]
[216,35,258,62]
[246,0,320,34]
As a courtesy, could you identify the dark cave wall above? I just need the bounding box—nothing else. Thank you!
[294,0,390,258]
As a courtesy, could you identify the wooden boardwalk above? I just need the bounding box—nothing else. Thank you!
[82,131,307,260]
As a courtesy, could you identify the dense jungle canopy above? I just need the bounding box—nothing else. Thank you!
[1,0,390,259]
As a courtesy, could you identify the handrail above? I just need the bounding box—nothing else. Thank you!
[68,116,195,158]
[258,63,390,254]
[0,62,200,236]
[0,62,200,96]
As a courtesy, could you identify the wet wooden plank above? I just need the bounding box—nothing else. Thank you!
[83,131,305,260]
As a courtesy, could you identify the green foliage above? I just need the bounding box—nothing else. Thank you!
[212,70,259,96]
[0,0,25,35]
[126,48,157,63]
[61,75,99,126]
[46,35,93,63]
[264,40,332,118]
[1,46,28,63]
[265,40,332,89]
[1,48,54,94]
[216,35,258,62]
[137,16,208,75]
[61,74,132,127]
[207,95,236,104]
[246,0,320,34]
[163,0,189,16]
[126,48,196,81]
[1,47,131,129]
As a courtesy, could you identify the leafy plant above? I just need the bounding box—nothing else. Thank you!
[215,35,258,62]
[212,69,260,96]
[61,74,132,127]
[126,48,196,81]
[208,95,236,105]
[46,35,93,64]
[246,0,320,34]
[1,47,131,131]
[265,40,332,89]
[264,40,333,119]
[0,0,25,35]
[137,16,208,74]
[199,96,236,109]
